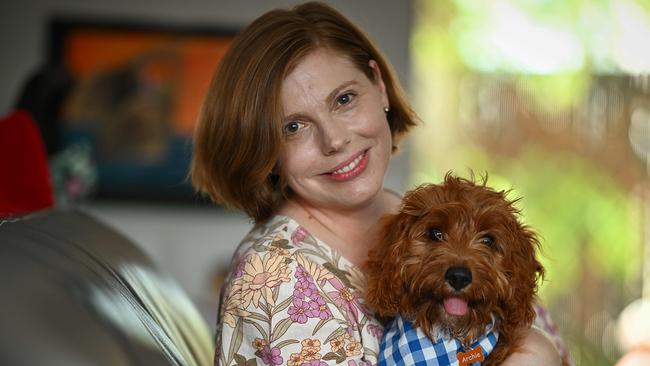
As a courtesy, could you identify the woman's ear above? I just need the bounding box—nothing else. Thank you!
[368,59,389,109]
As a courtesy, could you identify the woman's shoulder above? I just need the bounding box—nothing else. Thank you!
[227,214,369,293]
[232,215,297,255]
[244,214,295,239]
[228,215,338,282]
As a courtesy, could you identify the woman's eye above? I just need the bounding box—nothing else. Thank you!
[427,228,444,242]
[284,121,304,135]
[336,93,354,106]
[480,235,495,247]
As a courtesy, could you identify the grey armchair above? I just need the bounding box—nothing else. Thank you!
[0,210,213,366]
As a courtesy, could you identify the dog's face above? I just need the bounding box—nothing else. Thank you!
[365,175,543,346]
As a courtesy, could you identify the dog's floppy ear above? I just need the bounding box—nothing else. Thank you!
[364,211,413,317]
[503,220,544,329]
[401,183,440,217]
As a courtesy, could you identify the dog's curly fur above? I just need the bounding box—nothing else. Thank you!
[365,173,544,365]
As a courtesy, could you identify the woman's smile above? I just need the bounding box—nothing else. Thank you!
[323,149,369,181]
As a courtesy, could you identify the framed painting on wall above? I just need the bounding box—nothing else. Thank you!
[49,17,237,203]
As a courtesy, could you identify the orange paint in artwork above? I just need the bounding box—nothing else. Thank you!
[64,30,232,135]
[66,30,166,76]
[171,37,232,135]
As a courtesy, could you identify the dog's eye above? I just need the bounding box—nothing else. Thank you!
[427,228,444,242]
[480,235,496,247]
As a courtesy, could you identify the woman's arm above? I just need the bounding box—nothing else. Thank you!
[501,326,562,366]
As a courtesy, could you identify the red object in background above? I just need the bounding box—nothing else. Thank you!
[0,110,54,216]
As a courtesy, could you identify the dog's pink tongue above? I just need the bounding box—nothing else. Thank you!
[443,297,468,316]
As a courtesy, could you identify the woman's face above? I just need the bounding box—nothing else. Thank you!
[278,48,392,211]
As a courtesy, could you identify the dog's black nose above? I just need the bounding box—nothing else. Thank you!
[445,267,472,291]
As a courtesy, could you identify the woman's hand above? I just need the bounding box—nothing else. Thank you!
[501,326,562,366]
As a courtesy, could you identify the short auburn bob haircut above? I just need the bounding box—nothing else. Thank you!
[191,1,417,223]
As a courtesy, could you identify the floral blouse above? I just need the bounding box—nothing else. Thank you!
[214,215,382,366]
[214,215,572,366]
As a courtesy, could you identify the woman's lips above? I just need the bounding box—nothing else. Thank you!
[324,150,369,182]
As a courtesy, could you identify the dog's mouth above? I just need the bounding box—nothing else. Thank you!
[443,296,469,316]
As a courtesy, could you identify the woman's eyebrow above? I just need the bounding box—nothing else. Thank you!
[283,112,308,122]
[283,80,362,121]
[326,80,359,104]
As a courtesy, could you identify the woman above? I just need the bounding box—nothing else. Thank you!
[191,2,566,365]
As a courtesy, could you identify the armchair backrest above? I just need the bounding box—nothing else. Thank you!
[0,210,213,366]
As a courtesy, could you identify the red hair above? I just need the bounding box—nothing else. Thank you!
[190,2,417,222]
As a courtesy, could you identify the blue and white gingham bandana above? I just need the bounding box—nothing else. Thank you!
[379,316,499,366]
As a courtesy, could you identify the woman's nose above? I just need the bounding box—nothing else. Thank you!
[320,118,351,155]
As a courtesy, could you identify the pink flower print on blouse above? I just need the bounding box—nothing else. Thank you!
[288,298,311,324]
[294,266,317,299]
[291,226,309,245]
[347,361,373,366]
[292,265,333,322]
[328,277,363,324]
[232,254,246,279]
[302,361,328,366]
[293,279,316,299]
[306,297,332,320]
[366,324,384,340]
[260,346,283,366]
[295,265,310,283]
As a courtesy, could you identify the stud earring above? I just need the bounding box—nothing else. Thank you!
[384,106,390,114]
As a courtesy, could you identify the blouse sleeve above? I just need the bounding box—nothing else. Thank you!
[534,303,573,366]
[214,245,377,366]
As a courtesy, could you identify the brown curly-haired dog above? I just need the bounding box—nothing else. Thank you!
[365,174,544,365]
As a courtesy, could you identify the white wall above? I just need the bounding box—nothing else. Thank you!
[1,0,413,330]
